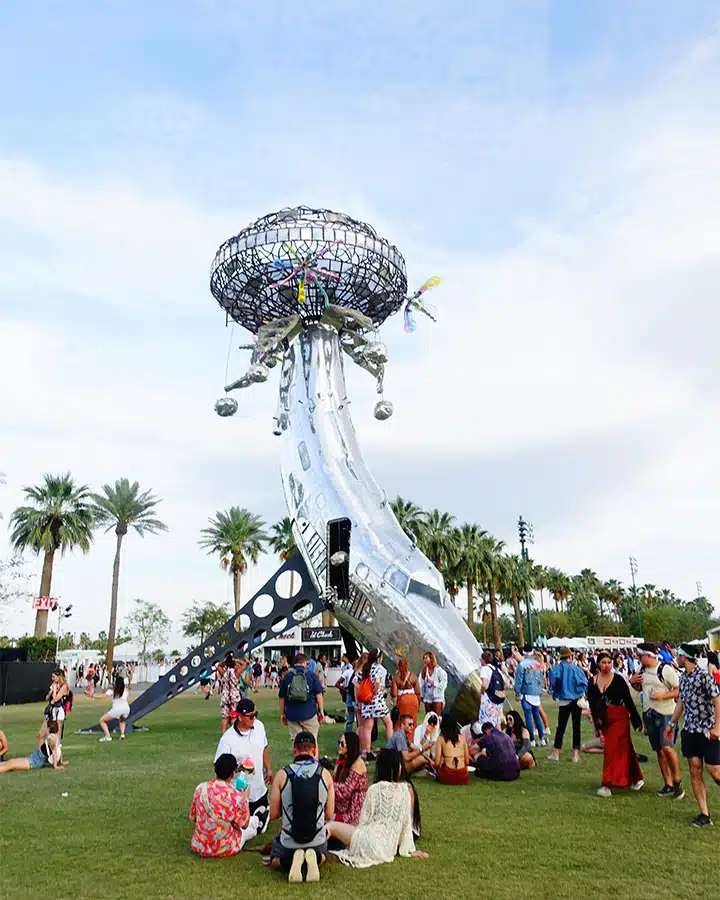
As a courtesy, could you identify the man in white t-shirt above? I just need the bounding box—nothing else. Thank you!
[630,642,684,799]
[215,698,273,832]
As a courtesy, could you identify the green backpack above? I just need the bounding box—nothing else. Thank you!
[287,668,310,704]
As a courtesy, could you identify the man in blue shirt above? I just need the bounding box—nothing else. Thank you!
[279,653,325,743]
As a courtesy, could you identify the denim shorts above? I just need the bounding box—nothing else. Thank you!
[27,748,47,769]
[643,709,676,752]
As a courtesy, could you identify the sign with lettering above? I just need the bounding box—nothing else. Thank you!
[302,627,341,642]
[33,597,55,611]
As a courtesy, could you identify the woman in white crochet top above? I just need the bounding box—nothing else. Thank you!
[327,750,429,868]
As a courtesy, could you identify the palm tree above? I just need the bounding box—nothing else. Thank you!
[500,554,534,647]
[390,496,424,541]
[546,567,571,613]
[601,579,625,623]
[199,508,268,613]
[9,472,95,637]
[417,509,458,576]
[532,564,548,612]
[92,479,168,674]
[476,535,505,649]
[455,523,488,628]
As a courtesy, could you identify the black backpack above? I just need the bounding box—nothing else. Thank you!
[283,764,324,844]
[486,665,506,705]
[286,668,310,704]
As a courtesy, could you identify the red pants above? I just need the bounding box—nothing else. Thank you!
[602,704,643,788]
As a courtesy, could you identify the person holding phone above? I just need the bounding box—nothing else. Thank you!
[666,644,720,827]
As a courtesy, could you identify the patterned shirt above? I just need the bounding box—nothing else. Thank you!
[189,779,249,857]
[679,666,720,734]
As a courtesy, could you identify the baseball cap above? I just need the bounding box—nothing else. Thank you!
[293,730,316,747]
[234,698,257,716]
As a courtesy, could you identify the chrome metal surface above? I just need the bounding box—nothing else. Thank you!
[277,324,482,717]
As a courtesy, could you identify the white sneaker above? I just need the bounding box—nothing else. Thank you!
[547,753,559,761]
[304,848,320,883]
[572,754,580,763]
[288,849,305,884]
[630,780,645,791]
[530,740,537,748]
[99,736,112,742]
[539,738,547,747]
[597,786,612,798]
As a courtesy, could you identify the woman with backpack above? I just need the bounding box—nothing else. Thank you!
[40,670,70,740]
[354,649,392,758]
[98,676,131,742]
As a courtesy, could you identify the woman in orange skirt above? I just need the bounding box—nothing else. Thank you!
[390,658,421,726]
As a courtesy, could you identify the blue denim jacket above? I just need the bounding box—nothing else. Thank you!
[514,657,545,697]
[548,660,588,701]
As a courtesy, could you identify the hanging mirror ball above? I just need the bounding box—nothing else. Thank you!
[373,400,394,420]
[214,396,239,417]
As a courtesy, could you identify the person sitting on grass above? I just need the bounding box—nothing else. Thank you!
[474,722,520,781]
[333,732,368,825]
[0,720,65,774]
[328,749,429,867]
[268,731,334,883]
[504,710,536,769]
[387,714,434,774]
[434,714,470,785]
[189,753,259,857]
[0,730,8,762]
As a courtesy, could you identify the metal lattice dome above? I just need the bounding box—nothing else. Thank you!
[210,206,408,334]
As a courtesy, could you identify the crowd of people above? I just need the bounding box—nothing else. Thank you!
[3,637,719,880]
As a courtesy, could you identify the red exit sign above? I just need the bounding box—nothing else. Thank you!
[33,597,55,611]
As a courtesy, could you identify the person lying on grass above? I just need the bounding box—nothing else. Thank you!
[0,720,65,774]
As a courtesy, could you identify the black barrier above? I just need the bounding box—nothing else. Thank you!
[0,662,56,705]
[0,648,28,663]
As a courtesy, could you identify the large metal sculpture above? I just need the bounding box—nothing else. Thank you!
[211,207,484,720]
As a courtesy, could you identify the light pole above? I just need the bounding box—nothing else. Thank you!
[629,555,642,637]
[518,517,534,647]
[52,601,73,660]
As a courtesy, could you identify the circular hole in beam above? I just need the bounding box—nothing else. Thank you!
[276,570,302,599]
[253,594,274,618]
[271,616,288,633]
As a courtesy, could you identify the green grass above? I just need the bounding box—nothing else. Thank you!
[1,690,717,900]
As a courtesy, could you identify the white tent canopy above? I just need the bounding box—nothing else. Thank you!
[546,636,589,649]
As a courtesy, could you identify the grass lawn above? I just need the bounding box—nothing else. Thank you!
[1,688,717,900]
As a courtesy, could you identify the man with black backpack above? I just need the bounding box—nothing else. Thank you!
[478,650,507,730]
[269,731,334,883]
[278,653,326,742]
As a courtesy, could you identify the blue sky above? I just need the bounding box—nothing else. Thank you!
[1,1,719,643]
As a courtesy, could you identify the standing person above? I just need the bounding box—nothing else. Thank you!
[514,644,546,747]
[219,652,241,734]
[252,659,263,693]
[316,655,328,691]
[355,649,392,758]
[41,670,70,739]
[270,660,279,688]
[269,731,334,883]
[215,698,273,833]
[336,654,357,735]
[236,657,251,701]
[76,664,84,688]
[98,677,131,742]
[630,642,684,800]
[85,663,96,698]
[333,732,368,825]
[189,753,258,856]
[434,714,470,785]
[658,641,674,664]
[199,667,213,700]
[419,652,447,715]
[328,749,429,867]
[588,652,644,797]
[390,658,421,727]
[666,644,720,827]
[547,647,588,762]
[477,650,506,730]
[278,653,326,743]
[0,721,64,774]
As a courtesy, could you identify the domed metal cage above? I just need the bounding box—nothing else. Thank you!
[210,206,408,334]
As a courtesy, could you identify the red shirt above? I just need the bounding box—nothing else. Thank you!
[189,780,250,857]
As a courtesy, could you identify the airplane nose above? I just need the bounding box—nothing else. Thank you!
[452,668,485,724]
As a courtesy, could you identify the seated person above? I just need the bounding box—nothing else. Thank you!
[503,710,536,769]
[474,722,520,781]
[461,721,484,761]
[0,730,8,762]
[387,714,433,774]
[0,720,64,774]
[189,753,259,857]
[327,749,429,867]
[434,714,470,784]
[333,732,368,825]
[269,731,334,884]
[413,712,440,754]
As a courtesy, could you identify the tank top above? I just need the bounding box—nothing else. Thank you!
[279,758,328,849]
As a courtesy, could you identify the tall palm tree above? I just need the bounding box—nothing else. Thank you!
[532,563,548,612]
[456,523,488,628]
[500,554,533,647]
[92,479,168,673]
[601,579,625,623]
[9,472,95,637]
[476,535,505,649]
[390,496,424,541]
[417,509,458,576]
[199,508,268,613]
[546,567,571,613]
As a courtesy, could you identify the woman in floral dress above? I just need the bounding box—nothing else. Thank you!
[219,653,241,734]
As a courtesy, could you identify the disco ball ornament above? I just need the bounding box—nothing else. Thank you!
[330,550,349,566]
[214,396,238,417]
[373,400,394,420]
[248,363,269,383]
[362,342,388,366]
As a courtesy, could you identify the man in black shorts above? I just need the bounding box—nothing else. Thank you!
[666,644,720,827]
